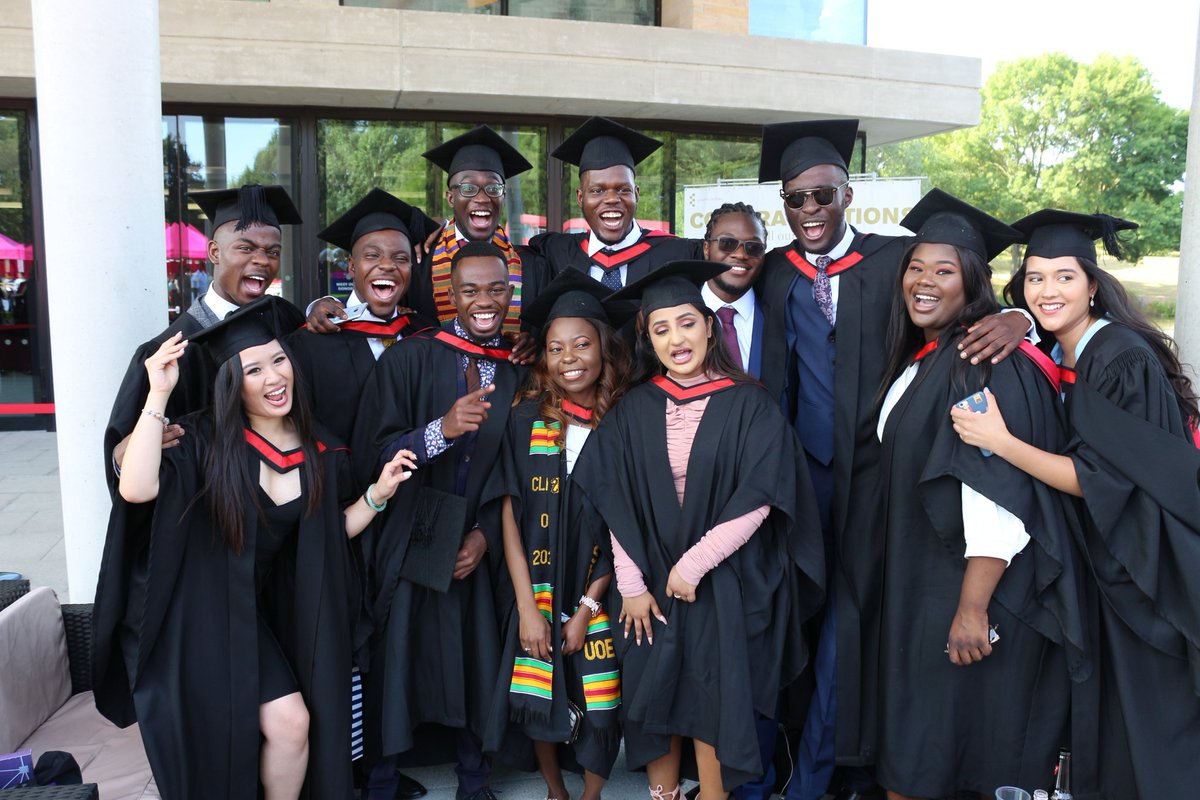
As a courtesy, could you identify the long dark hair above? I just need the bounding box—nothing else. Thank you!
[518,316,631,446]
[632,302,755,385]
[876,242,1000,412]
[1004,257,1200,423]
[201,340,324,553]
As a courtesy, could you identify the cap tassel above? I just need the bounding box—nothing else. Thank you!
[1095,213,1126,259]
[234,184,269,232]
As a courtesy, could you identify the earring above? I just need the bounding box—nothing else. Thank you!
[1089,295,1095,308]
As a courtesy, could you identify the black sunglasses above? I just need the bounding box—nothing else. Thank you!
[706,236,766,258]
[780,180,849,209]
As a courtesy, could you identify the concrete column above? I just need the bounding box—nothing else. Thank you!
[31,0,165,602]
[1177,15,1200,377]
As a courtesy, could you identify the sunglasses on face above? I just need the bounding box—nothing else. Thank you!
[451,182,506,199]
[780,180,850,209]
[706,236,766,258]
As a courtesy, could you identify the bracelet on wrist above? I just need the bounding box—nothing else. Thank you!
[365,483,387,513]
[579,594,601,618]
[141,408,169,427]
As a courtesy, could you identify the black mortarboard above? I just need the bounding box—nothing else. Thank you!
[552,117,663,173]
[900,189,1021,261]
[318,188,440,253]
[189,184,302,232]
[421,125,533,182]
[606,260,726,319]
[189,295,305,365]
[758,119,859,183]
[1012,209,1139,261]
[521,269,635,334]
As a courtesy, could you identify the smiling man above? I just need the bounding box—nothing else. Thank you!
[522,117,700,293]
[352,240,522,800]
[104,184,301,488]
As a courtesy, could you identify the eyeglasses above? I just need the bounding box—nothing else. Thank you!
[780,180,849,209]
[450,182,506,199]
[705,236,766,258]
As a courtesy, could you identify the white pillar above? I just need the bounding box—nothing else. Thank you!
[31,0,165,602]
[1176,15,1200,377]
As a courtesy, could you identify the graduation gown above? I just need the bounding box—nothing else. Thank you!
[352,326,520,760]
[286,313,434,446]
[1061,322,1200,798]
[574,377,824,790]
[874,332,1088,797]
[521,229,702,289]
[103,309,215,491]
[92,419,359,800]
[480,398,621,778]
[756,231,910,762]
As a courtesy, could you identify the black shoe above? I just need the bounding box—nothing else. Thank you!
[394,771,427,800]
[684,786,701,800]
[456,788,499,800]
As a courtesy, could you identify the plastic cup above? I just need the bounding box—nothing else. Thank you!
[995,788,1032,800]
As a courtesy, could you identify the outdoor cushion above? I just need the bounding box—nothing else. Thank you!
[0,588,71,752]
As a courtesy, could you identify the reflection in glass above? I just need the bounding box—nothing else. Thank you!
[507,0,654,25]
[317,119,545,299]
[749,0,866,44]
[163,115,298,317]
[0,110,42,412]
[341,0,500,12]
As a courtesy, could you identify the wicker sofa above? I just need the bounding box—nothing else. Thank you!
[0,580,156,799]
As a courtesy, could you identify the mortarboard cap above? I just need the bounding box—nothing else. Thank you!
[606,259,726,319]
[900,188,1021,262]
[189,184,302,232]
[422,125,533,181]
[758,119,859,184]
[552,117,662,173]
[189,295,305,366]
[1012,209,1139,261]
[318,188,440,253]
[521,269,635,334]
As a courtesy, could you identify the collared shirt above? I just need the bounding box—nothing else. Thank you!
[801,224,855,316]
[341,289,399,360]
[420,318,502,461]
[586,221,645,286]
[701,281,756,368]
[203,285,239,320]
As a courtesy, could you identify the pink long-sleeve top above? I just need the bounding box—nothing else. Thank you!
[612,373,770,597]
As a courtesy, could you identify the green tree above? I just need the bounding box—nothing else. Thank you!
[867,53,1187,262]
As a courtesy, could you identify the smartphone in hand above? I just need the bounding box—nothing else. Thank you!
[955,391,994,457]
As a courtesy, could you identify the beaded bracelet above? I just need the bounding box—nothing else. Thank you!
[142,408,169,427]
[365,483,387,513]
[578,595,601,617]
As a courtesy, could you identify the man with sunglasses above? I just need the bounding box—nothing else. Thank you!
[700,201,769,381]
[755,120,1031,800]
[522,117,700,293]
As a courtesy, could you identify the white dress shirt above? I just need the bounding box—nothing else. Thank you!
[701,282,756,368]
[586,221,645,286]
[801,224,855,323]
[203,285,238,320]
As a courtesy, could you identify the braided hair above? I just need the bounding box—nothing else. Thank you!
[704,202,768,243]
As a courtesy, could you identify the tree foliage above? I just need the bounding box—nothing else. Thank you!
[867,53,1188,262]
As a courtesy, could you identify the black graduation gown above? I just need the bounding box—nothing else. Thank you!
[874,333,1087,797]
[351,327,520,761]
[1062,322,1200,798]
[92,419,359,800]
[479,398,621,777]
[521,230,702,288]
[574,377,824,790]
[286,313,434,447]
[103,311,215,492]
[756,231,910,763]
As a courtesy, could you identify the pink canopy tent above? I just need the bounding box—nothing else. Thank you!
[165,222,208,260]
[0,233,33,280]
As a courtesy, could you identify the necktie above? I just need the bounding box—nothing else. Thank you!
[813,255,835,326]
[465,356,481,395]
[716,305,743,370]
[599,249,622,291]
